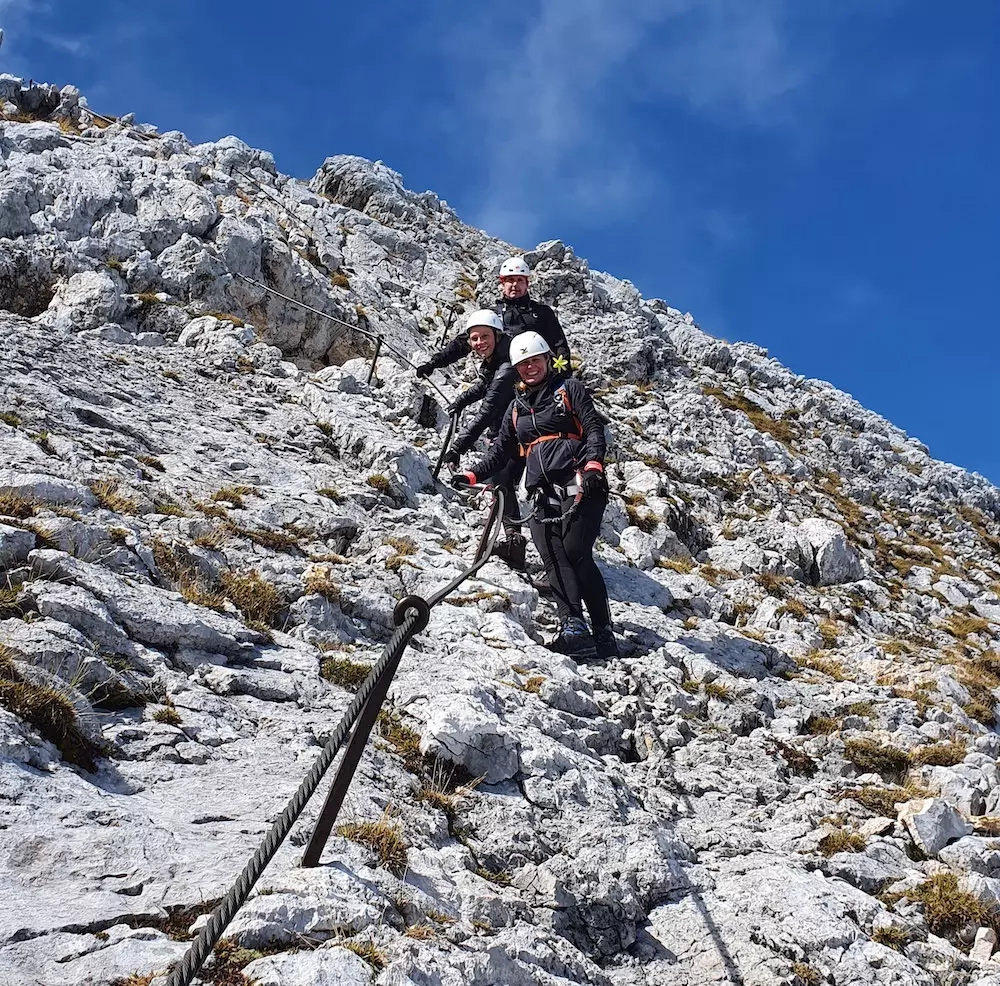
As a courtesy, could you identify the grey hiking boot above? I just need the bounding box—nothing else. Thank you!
[593,625,619,659]
[548,618,595,657]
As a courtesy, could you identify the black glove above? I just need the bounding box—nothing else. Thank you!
[442,448,461,468]
[580,467,607,498]
[415,362,434,379]
[450,471,476,490]
[446,398,467,417]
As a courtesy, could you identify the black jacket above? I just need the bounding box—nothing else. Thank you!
[498,295,571,368]
[452,361,518,456]
[471,376,605,491]
[425,295,571,370]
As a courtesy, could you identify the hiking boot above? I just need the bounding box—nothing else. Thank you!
[493,533,526,571]
[531,569,552,594]
[593,625,619,660]
[548,617,595,657]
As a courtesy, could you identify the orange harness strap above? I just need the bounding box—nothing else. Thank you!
[519,429,584,457]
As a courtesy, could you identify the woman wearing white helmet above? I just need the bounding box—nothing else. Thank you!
[496,256,572,375]
[451,331,618,659]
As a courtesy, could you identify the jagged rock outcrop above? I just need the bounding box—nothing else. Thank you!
[3,76,1000,986]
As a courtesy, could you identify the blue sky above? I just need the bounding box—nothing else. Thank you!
[3,1,998,482]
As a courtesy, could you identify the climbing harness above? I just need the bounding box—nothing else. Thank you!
[507,473,585,527]
[166,488,505,986]
[511,382,583,458]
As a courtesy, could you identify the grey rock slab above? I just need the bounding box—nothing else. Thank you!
[227,885,383,947]
[0,470,97,506]
[899,798,973,856]
[0,926,188,986]
[0,522,35,566]
[243,947,374,986]
[29,549,261,654]
[420,693,520,784]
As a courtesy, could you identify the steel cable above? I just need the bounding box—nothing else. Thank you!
[166,488,505,985]
[166,609,421,986]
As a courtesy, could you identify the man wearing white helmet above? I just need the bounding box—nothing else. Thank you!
[451,330,618,660]
[415,256,572,381]
[496,256,572,375]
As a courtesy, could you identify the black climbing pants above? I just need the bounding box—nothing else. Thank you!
[528,489,610,629]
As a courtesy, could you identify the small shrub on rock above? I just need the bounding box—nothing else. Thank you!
[844,738,911,779]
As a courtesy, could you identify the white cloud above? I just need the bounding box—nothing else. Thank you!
[445,0,817,246]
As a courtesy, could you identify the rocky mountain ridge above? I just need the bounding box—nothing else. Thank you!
[3,76,1000,986]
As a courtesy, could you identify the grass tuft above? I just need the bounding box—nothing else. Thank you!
[942,614,991,640]
[304,568,341,602]
[338,817,408,876]
[797,651,848,681]
[911,740,967,767]
[791,963,822,986]
[90,478,138,515]
[871,925,911,951]
[817,829,867,857]
[704,681,732,702]
[0,650,103,770]
[219,569,284,629]
[904,872,993,942]
[152,703,182,726]
[805,714,840,735]
[320,656,372,691]
[0,490,40,519]
[658,556,694,574]
[844,737,911,779]
[210,485,257,509]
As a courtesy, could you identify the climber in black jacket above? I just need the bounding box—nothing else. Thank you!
[451,330,618,660]
[438,311,525,569]
[496,255,572,374]
[414,255,571,380]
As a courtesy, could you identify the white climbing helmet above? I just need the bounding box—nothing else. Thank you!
[499,256,530,278]
[509,331,550,365]
[465,309,503,334]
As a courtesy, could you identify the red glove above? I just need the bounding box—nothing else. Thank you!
[450,471,477,490]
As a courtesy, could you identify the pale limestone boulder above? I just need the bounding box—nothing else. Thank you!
[178,314,255,353]
[42,270,125,332]
[899,798,973,856]
[798,517,864,585]
[421,693,520,784]
[0,523,35,567]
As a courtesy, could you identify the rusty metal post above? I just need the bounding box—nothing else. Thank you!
[366,335,384,385]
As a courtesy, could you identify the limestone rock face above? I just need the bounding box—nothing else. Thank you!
[2,74,1000,986]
